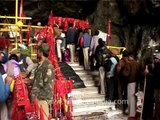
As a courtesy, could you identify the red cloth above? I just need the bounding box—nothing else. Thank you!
[63,20,68,31]
[40,105,44,120]
[107,20,111,46]
[48,11,54,26]
[80,36,84,48]
[26,25,32,45]
[0,37,10,49]
[34,97,39,116]
[48,115,51,120]
[11,75,34,120]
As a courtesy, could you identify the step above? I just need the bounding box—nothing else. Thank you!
[73,102,116,116]
[88,70,99,76]
[72,66,84,71]
[75,70,89,75]
[79,76,93,81]
[72,92,102,100]
[73,101,115,108]
[72,93,104,100]
[72,110,124,120]
[105,110,123,119]
[72,112,105,120]
[72,87,99,97]
[79,74,93,80]
[83,80,95,87]
[72,95,105,105]
[72,87,98,94]
[67,62,80,67]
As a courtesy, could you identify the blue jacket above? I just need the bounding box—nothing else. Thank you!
[83,33,91,48]
[0,52,8,64]
[66,28,77,44]
[0,73,10,102]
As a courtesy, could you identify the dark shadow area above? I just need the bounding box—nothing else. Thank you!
[59,62,86,89]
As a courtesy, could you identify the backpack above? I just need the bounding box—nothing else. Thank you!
[103,57,113,72]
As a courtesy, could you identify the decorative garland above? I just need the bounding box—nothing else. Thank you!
[11,75,36,120]
[48,11,89,31]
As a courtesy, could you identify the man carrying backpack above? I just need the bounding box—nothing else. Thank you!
[95,38,109,95]
[106,53,118,101]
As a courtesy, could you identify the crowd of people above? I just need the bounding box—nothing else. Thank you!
[0,43,55,120]
[0,22,160,120]
[56,23,160,120]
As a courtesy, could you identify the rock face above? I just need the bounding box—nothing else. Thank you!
[1,0,160,55]
[90,0,160,55]
[0,0,98,25]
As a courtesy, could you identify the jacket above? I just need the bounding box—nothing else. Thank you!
[66,27,77,44]
[127,59,139,83]
[19,54,35,73]
[0,73,10,102]
[95,45,108,67]
[30,60,55,102]
[83,33,92,48]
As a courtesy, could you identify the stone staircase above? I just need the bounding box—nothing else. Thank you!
[67,62,124,120]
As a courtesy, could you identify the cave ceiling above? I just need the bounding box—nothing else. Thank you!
[1,0,160,53]
[1,0,160,25]
[0,0,98,25]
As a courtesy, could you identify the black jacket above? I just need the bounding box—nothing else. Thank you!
[95,45,108,67]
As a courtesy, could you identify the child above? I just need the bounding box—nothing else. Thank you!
[62,48,70,62]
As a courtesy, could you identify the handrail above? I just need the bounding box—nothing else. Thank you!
[0,15,32,20]
[0,23,44,28]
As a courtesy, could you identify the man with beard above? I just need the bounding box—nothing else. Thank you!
[30,43,55,120]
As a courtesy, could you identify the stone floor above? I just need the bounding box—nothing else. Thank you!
[108,113,128,120]
[73,111,128,120]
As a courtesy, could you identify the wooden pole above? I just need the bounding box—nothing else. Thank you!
[140,65,147,120]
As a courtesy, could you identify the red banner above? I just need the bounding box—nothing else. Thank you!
[107,19,111,46]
